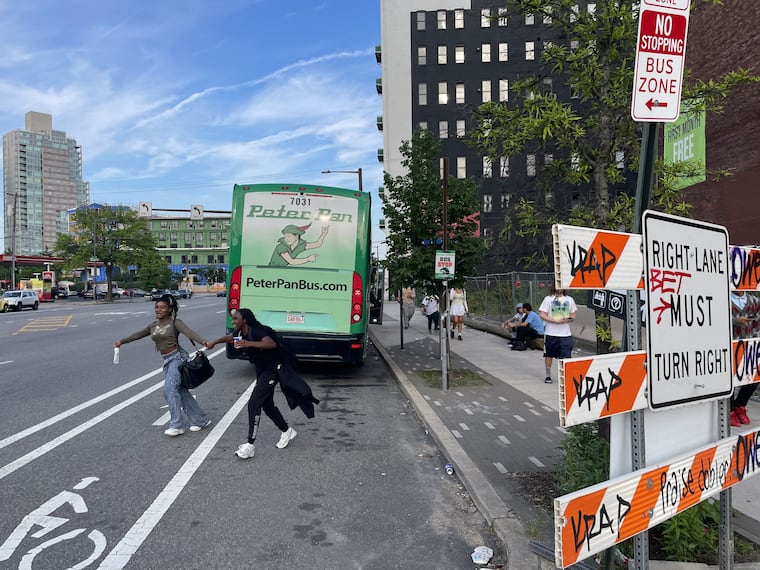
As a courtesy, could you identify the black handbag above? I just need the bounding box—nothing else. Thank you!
[180,349,215,389]
[172,321,215,389]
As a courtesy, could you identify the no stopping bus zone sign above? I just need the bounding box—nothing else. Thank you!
[631,0,691,122]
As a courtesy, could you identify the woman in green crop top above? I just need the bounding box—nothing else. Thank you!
[114,294,211,437]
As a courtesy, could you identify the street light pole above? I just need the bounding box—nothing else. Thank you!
[321,168,363,192]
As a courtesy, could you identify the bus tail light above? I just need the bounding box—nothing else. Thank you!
[228,266,242,313]
[351,272,363,324]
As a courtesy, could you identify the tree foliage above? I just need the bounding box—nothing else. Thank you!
[54,206,167,299]
[382,129,486,291]
[470,0,759,270]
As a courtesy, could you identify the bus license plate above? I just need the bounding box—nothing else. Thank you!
[287,312,305,324]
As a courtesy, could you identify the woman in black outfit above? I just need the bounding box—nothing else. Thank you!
[208,308,311,459]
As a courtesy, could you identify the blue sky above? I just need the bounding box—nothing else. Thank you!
[0,0,385,254]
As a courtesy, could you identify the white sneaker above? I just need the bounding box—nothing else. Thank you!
[189,419,212,432]
[276,427,297,449]
[164,427,185,437]
[235,443,255,459]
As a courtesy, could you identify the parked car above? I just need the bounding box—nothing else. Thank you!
[216,290,227,297]
[176,288,193,299]
[2,290,39,311]
[150,288,177,301]
[124,288,149,299]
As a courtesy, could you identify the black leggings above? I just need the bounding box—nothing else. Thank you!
[247,369,289,444]
[733,384,758,410]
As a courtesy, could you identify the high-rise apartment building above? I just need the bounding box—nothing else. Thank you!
[3,111,90,255]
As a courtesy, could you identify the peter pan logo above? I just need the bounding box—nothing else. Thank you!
[247,204,353,223]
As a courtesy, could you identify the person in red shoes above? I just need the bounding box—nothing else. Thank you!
[730,290,758,427]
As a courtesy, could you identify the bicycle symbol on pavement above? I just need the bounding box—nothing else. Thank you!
[0,477,106,569]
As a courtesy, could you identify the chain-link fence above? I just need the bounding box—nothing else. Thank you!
[463,272,556,321]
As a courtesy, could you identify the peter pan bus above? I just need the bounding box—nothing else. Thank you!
[225,183,381,365]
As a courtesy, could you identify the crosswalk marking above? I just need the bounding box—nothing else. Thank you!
[493,462,508,474]
[14,315,73,335]
[528,456,545,468]
[484,422,495,430]
[497,435,511,445]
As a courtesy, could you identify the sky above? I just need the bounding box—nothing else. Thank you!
[0,0,386,255]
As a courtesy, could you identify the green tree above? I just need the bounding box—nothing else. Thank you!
[470,0,759,269]
[382,129,486,292]
[54,206,166,300]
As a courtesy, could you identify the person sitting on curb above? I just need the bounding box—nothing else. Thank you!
[500,303,525,344]
[510,303,544,351]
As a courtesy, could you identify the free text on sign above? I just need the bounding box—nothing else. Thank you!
[631,2,691,122]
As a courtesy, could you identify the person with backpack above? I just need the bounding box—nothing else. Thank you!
[207,308,318,460]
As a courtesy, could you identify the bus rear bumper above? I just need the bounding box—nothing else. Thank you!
[225,331,367,365]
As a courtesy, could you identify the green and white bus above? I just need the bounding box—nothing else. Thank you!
[225,183,374,365]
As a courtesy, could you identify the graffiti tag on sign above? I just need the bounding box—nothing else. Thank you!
[555,427,760,568]
[560,352,647,427]
[730,246,760,291]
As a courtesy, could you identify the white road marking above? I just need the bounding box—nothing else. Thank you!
[451,430,462,439]
[458,422,470,431]
[555,426,568,434]
[498,396,508,402]
[523,401,535,408]
[463,408,473,415]
[529,409,542,416]
[483,422,495,430]
[513,414,526,422]
[433,400,442,407]
[455,391,464,397]
[422,394,431,401]
[0,361,13,366]
[493,462,508,474]
[0,347,226,452]
[97,381,255,570]
[152,412,171,426]
[528,456,545,468]
[498,435,511,445]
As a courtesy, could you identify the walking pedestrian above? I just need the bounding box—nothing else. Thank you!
[114,294,211,436]
[449,286,468,340]
[421,293,440,333]
[539,287,577,383]
[207,308,318,460]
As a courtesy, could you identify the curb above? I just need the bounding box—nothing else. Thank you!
[369,328,541,569]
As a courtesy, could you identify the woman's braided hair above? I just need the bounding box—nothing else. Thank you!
[158,294,180,319]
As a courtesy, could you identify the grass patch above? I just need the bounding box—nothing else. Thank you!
[418,368,487,388]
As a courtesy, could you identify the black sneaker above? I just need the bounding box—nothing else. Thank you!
[544,376,553,384]
[457,334,462,341]
[450,330,455,339]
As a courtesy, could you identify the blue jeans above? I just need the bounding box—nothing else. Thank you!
[162,348,209,429]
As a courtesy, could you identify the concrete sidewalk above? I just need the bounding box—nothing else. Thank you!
[370,303,760,569]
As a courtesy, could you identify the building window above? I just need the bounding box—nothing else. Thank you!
[456,157,466,179]
[498,42,508,62]
[544,7,553,24]
[195,232,203,242]
[545,153,554,165]
[481,43,491,63]
[542,77,553,94]
[207,255,215,264]
[170,232,177,242]
[500,156,510,178]
[501,192,511,208]
[499,79,509,102]
[181,255,188,264]
[218,255,225,264]
[571,153,580,170]
[438,82,448,104]
[483,193,493,212]
[210,232,218,241]
[616,151,625,169]
[455,82,465,104]
[438,45,447,65]
[527,154,536,176]
[454,9,464,28]
[481,8,491,27]
[525,13,535,25]
[437,10,447,29]
[455,45,465,64]
[570,39,579,51]
[419,121,428,130]
[481,80,492,103]
[483,227,493,246]
[588,3,596,14]
[498,7,508,26]
[570,4,579,22]
[456,119,465,138]
[164,256,172,264]
[483,157,493,179]
[419,82,428,105]
[158,232,167,241]
[416,11,425,31]
[545,190,554,204]
[171,221,179,230]
[184,232,192,242]
[439,121,449,139]
[525,42,535,60]
[160,220,168,229]
[417,46,427,65]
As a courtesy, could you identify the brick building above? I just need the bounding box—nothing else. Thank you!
[685,0,760,244]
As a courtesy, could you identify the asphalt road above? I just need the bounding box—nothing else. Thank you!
[0,297,503,569]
